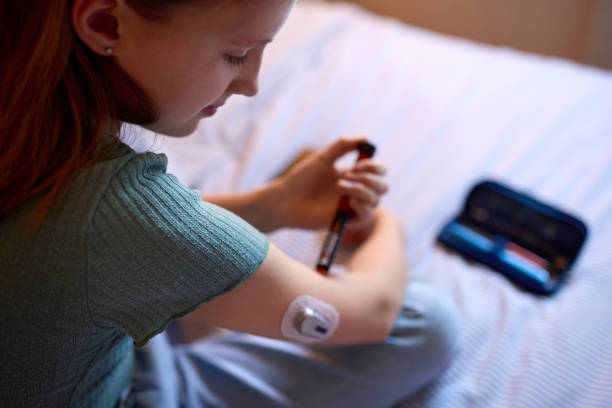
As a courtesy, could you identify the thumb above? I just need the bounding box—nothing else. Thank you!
[319,136,369,165]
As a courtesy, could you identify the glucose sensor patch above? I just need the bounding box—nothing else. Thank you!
[281,295,339,343]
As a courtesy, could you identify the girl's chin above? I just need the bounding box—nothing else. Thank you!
[143,118,200,138]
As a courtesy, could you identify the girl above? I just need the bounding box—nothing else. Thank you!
[0,1,460,406]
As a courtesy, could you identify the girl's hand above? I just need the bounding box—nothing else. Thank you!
[275,137,388,234]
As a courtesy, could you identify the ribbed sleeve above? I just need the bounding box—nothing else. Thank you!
[87,152,269,345]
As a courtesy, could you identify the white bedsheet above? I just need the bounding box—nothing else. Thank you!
[130,2,612,406]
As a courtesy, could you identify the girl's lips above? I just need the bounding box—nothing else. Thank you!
[202,105,217,116]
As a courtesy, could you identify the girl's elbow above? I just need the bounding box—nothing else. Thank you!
[367,294,403,342]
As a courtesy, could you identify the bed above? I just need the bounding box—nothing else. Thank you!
[129,1,612,406]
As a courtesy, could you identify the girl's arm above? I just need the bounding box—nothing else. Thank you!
[191,208,407,345]
[203,137,388,233]
[202,182,285,233]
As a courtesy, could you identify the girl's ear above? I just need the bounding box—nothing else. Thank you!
[72,0,121,56]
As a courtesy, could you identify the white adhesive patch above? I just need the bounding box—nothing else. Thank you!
[281,294,339,343]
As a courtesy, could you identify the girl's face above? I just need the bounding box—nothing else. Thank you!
[115,0,294,136]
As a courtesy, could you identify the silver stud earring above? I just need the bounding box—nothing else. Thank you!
[105,48,112,54]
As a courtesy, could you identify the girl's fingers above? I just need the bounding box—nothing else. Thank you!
[346,198,373,227]
[337,179,380,207]
[335,154,388,228]
[353,159,387,175]
[320,137,369,165]
[342,171,389,195]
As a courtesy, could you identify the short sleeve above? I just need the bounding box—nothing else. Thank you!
[87,152,269,346]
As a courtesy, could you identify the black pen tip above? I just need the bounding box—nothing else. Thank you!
[358,142,376,157]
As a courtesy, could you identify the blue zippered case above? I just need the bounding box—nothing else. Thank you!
[437,180,588,295]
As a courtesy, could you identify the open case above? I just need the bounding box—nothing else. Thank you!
[437,180,588,295]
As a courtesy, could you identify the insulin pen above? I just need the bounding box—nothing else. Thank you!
[316,141,376,274]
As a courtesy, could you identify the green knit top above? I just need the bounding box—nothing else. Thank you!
[0,143,269,407]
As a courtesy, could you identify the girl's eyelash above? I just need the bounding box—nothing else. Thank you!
[224,54,249,67]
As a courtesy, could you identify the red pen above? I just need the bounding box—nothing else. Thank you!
[316,141,376,274]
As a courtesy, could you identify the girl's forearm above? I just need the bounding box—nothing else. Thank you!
[344,210,408,329]
[202,180,284,233]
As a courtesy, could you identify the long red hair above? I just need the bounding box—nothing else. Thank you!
[0,1,160,225]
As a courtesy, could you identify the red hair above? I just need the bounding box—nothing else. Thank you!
[0,1,159,225]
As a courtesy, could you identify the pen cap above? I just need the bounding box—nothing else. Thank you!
[358,142,376,158]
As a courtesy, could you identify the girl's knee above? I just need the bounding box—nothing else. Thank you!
[389,281,461,375]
